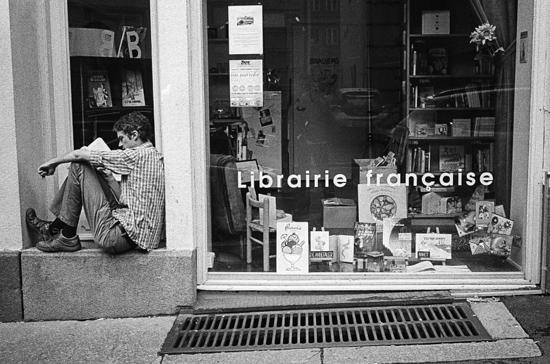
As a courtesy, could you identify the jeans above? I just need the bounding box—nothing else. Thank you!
[49,162,136,254]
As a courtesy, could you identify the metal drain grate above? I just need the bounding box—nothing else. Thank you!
[160,302,492,354]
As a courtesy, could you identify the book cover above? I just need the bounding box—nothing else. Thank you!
[88,71,112,108]
[122,69,146,107]
[329,235,355,264]
[354,222,377,258]
[439,196,463,214]
[439,145,465,172]
[415,123,434,137]
[310,230,333,259]
[358,184,408,224]
[415,233,452,260]
[476,201,495,227]
[487,214,514,235]
[382,218,413,258]
[117,26,148,58]
[276,222,309,273]
[435,123,448,136]
[451,119,471,137]
[417,86,435,108]
[489,234,513,257]
[427,47,448,75]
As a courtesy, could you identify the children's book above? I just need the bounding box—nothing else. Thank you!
[475,201,495,227]
[358,184,408,225]
[427,47,448,75]
[354,222,377,258]
[329,235,355,264]
[122,69,146,107]
[382,218,413,258]
[276,222,309,273]
[88,70,112,108]
[310,229,332,260]
[435,123,448,136]
[439,145,465,172]
[487,214,514,235]
[415,233,452,260]
[488,234,513,257]
[451,119,471,137]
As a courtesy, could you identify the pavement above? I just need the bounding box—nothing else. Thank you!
[0,294,548,364]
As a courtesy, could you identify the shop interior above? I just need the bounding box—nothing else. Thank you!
[207,0,522,275]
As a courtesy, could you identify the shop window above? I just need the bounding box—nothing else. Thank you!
[206,0,522,278]
[67,0,153,149]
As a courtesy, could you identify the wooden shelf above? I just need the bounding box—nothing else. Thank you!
[409,33,470,38]
[409,108,495,111]
[409,75,495,79]
[409,136,495,142]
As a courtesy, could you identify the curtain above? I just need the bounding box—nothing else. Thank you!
[469,0,518,215]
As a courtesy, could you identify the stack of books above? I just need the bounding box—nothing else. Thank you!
[473,117,495,136]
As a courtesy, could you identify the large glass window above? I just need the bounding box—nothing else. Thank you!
[67,0,153,149]
[208,0,522,277]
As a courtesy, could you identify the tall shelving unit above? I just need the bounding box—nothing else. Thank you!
[403,0,496,221]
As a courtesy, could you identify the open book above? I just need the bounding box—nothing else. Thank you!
[88,137,121,182]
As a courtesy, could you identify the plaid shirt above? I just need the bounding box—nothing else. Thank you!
[89,142,165,250]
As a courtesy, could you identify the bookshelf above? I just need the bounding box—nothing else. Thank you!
[404,0,497,217]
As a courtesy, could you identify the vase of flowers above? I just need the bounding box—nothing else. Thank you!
[470,23,504,75]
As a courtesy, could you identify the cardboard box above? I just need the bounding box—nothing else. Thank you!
[322,198,357,229]
[352,159,398,185]
[422,10,450,34]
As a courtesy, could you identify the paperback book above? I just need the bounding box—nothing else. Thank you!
[415,233,452,260]
[354,222,377,258]
[122,69,146,107]
[88,70,112,108]
[439,145,465,172]
[382,218,413,258]
[451,119,471,137]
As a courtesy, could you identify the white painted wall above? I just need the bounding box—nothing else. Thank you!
[510,0,534,268]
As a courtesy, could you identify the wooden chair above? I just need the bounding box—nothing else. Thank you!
[246,191,276,272]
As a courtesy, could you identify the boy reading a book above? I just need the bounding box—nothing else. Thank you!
[26,111,165,253]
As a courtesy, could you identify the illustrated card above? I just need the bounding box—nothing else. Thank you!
[469,235,491,255]
[488,234,513,257]
[487,214,514,235]
[475,201,495,227]
[276,222,309,273]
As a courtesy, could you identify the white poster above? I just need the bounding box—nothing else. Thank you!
[228,5,263,55]
[230,59,263,107]
[277,222,309,273]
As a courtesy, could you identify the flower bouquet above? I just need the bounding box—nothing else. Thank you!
[470,22,504,75]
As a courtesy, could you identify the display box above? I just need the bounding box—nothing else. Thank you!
[322,198,357,229]
[421,10,450,34]
[352,159,397,185]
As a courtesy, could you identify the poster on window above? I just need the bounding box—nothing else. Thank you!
[230,59,263,107]
[228,5,263,55]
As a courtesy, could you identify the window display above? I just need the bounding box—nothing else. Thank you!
[207,0,521,276]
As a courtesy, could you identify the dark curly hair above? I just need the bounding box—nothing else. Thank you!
[113,111,152,142]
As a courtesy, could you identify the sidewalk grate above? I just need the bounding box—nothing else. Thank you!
[160,301,492,354]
